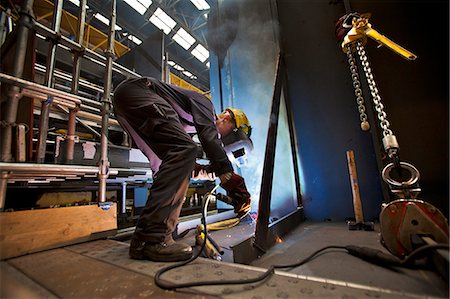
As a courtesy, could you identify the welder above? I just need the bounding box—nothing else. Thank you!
[112,77,252,262]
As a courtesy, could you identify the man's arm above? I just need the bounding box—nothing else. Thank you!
[188,92,233,176]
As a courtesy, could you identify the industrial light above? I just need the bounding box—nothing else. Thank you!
[191,44,209,62]
[67,0,89,8]
[190,0,210,10]
[94,13,122,30]
[173,64,184,71]
[168,61,176,66]
[127,34,142,45]
[149,8,176,35]
[123,0,152,15]
[206,62,210,68]
[183,70,193,77]
[172,28,196,50]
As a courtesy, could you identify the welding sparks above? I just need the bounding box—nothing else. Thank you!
[275,236,283,244]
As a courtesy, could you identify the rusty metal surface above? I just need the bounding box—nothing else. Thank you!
[4,239,429,298]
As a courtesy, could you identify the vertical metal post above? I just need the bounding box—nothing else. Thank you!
[283,73,303,207]
[16,124,27,162]
[98,0,116,203]
[66,0,87,163]
[36,0,64,163]
[121,182,127,214]
[0,0,34,162]
[121,131,130,147]
[254,54,283,251]
[162,51,170,83]
[0,172,8,210]
[0,10,7,46]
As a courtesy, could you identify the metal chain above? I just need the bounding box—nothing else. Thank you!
[356,41,393,137]
[346,45,370,131]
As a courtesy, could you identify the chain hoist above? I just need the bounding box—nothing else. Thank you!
[335,12,448,260]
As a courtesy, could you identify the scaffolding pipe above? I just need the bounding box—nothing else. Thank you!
[0,73,82,105]
[56,104,113,144]
[24,89,77,109]
[67,0,87,163]
[36,0,63,163]
[34,22,141,79]
[0,0,34,162]
[0,172,8,210]
[121,182,127,214]
[98,0,116,203]
[0,163,118,175]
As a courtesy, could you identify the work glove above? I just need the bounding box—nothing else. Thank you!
[192,163,215,181]
[219,173,251,217]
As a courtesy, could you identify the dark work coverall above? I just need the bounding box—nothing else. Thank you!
[113,77,233,244]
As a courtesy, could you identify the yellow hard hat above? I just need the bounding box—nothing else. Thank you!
[226,108,252,137]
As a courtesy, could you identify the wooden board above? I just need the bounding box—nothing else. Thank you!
[0,204,117,260]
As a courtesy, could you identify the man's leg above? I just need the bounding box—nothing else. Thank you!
[114,82,197,261]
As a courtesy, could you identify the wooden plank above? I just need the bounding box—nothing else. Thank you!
[0,204,117,260]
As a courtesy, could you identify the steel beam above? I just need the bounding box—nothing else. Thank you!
[254,54,284,252]
[283,67,303,207]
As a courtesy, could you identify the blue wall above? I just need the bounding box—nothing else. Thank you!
[211,1,301,219]
[276,1,384,221]
[210,0,397,222]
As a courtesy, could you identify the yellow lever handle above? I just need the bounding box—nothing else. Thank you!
[364,25,417,61]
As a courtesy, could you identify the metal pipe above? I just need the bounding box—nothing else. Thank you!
[283,69,303,208]
[67,0,88,163]
[121,182,127,214]
[24,89,77,109]
[52,84,100,109]
[36,0,63,163]
[55,104,113,145]
[38,66,106,95]
[0,0,34,162]
[16,124,27,162]
[254,54,283,251]
[98,0,117,203]
[85,48,141,79]
[0,10,7,46]
[66,109,77,163]
[34,22,141,79]
[162,51,169,83]
[0,172,8,210]
[0,162,118,175]
[0,73,82,105]
[34,22,82,52]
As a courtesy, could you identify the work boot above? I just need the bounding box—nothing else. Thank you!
[129,239,193,262]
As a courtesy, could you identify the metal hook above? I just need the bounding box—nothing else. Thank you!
[382,162,420,188]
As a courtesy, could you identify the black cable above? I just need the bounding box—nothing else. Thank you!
[400,244,449,265]
[272,245,348,269]
[154,193,274,290]
[154,193,449,290]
